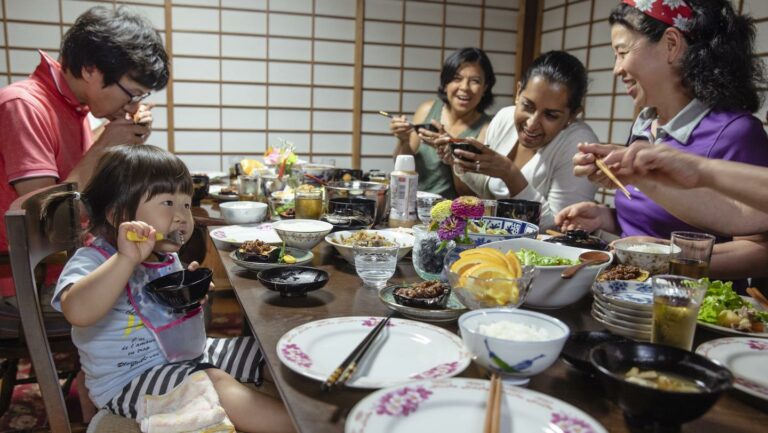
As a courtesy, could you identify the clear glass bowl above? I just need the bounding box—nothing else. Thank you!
[412,224,454,281]
[443,248,537,309]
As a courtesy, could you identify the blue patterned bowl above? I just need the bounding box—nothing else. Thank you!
[458,308,569,378]
[466,216,539,246]
[592,280,653,310]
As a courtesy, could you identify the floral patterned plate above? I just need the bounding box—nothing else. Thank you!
[345,378,608,433]
[696,337,768,401]
[276,316,470,389]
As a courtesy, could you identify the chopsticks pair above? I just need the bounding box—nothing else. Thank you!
[321,311,395,391]
[594,158,632,200]
[483,374,502,433]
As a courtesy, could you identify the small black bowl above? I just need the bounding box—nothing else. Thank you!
[144,268,212,312]
[257,266,329,297]
[449,139,482,161]
[590,341,733,430]
[496,199,542,226]
[413,122,439,133]
[544,229,609,251]
[561,330,631,375]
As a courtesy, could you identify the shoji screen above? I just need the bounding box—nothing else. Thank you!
[169,0,358,173]
[359,0,520,173]
[539,0,634,206]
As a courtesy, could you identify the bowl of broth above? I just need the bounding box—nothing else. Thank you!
[590,341,732,430]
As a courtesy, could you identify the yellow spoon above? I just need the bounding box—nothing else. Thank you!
[126,231,164,242]
[127,230,184,244]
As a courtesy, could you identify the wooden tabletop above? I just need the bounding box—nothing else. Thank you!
[211,231,768,433]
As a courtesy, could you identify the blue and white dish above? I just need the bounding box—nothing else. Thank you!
[592,280,653,310]
[467,216,539,246]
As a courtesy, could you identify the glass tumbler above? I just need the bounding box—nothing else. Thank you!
[353,240,399,289]
[651,275,707,351]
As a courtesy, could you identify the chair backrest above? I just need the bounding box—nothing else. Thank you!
[5,182,80,433]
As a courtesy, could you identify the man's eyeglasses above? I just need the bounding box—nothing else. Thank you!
[115,81,151,104]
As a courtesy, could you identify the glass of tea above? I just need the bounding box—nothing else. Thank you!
[238,175,261,202]
[669,231,716,278]
[651,275,707,351]
[294,190,323,219]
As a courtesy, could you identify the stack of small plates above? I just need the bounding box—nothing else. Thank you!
[591,280,653,341]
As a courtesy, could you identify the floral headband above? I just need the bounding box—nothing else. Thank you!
[622,0,693,33]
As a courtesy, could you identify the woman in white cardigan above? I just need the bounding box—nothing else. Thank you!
[438,51,598,229]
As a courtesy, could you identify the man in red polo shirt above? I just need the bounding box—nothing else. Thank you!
[0,6,169,300]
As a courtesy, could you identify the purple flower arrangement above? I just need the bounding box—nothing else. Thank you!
[429,196,484,248]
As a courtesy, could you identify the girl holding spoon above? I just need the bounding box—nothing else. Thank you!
[42,145,293,432]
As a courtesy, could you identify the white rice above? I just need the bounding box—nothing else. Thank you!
[626,243,669,254]
[477,321,552,341]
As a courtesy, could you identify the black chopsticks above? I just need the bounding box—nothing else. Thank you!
[321,311,395,391]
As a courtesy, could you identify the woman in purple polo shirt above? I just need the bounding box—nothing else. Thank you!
[555,0,768,282]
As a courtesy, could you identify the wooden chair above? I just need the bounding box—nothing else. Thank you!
[4,182,83,432]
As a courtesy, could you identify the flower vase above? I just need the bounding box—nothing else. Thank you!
[412,224,455,281]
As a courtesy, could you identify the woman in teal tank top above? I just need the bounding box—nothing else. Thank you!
[389,48,495,199]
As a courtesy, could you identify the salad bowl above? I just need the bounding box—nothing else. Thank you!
[480,238,613,308]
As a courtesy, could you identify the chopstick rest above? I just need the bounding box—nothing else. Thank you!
[595,158,632,200]
[321,312,394,391]
[483,374,502,433]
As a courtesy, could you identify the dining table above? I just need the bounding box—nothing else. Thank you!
[201,215,768,433]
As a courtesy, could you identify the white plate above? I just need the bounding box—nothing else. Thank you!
[697,296,768,338]
[210,223,281,246]
[593,297,652,321]
[277,316,470,389]
[591,310,651,341]
[378,284,466,323]
[345,378,608,433]
[696,337,768,401]
[208,184,239,201]
[592,302,652,329]
[229,248,313,271]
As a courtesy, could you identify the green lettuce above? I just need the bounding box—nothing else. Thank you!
[515,248,579,266]
[697,279,746,324]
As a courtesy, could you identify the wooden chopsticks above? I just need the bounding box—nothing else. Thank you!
[595,158,632,200]
[746,287,768,310]
[483,374,502,433]
[321,312,394,391]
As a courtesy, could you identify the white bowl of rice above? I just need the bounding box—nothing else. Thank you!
[613,239,681,275]
[458,308,570,378]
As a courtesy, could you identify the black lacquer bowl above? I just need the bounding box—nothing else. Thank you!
[145,268,212,312]
[561,330,631,375]
[256,266,329,297]
[590,341,733,430]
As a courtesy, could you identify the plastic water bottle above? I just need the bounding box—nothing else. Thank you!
[388,155,418,228]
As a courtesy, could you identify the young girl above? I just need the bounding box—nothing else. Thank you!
[44,145,293,433]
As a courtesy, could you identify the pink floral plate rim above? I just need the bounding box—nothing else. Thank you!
[344,378,608,433]
[276,316,470,389]
[696,337,768,401]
